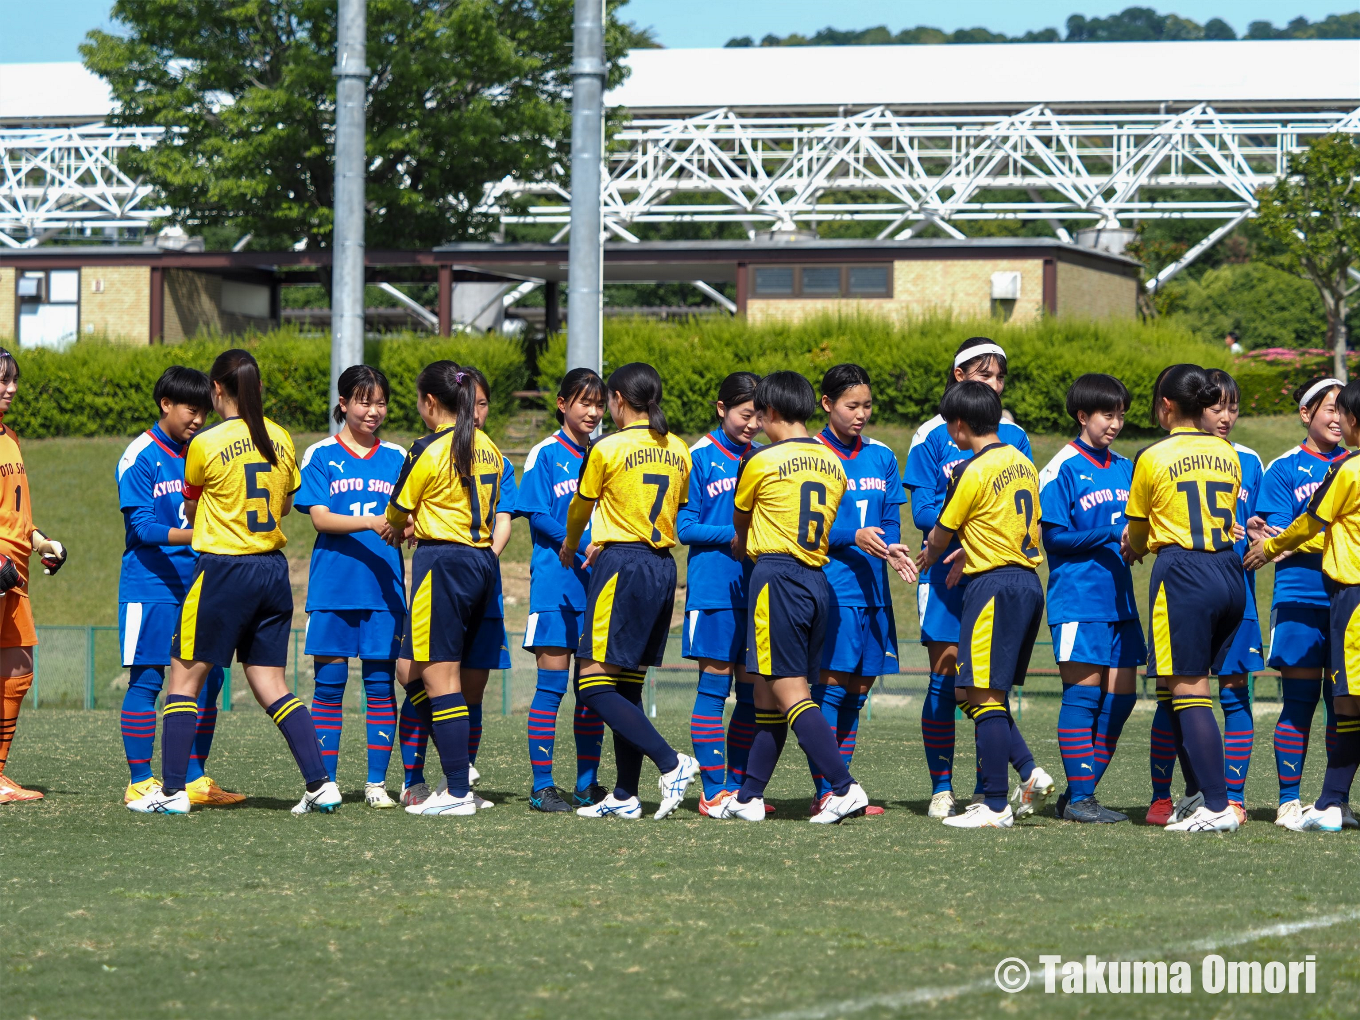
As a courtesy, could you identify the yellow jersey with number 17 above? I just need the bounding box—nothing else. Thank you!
[1125,428,1241,553]
[183,416,300,556]
[936,443,1043,574]
[574,424,691,548]
[733,437,847,568]
[387,423,504,547]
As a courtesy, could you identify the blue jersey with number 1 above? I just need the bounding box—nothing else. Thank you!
[116,422,199,604]
[817,428,904,608]
[1256,443,1350,608]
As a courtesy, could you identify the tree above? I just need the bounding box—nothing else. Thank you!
[81,0,638,251]
[1255,133,1360,379]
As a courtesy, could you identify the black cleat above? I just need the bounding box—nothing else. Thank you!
[1063,796,1128,823]
[1053,790,1070,819]
[1094,801,1129,823]
[573,783,608,807]
[529,785,572,813]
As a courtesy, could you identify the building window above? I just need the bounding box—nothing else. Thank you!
[750,264,892,299]
[16,269,80,350]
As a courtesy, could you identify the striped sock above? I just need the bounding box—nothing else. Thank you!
[1149,690,1177,801]
[1317,716,1360,810]
[577,670,679,797]
[969,703,1011,812]
[737,709,787,801]
[725,681,756,791]
[788,698,853,797]
[573,700,604,793]
[808,683,833,797]
[310,660,348,782]
[186,665,224,785]
[399,683,430,788]
[691,669,732,799]
[120,665,163,784]
[1058,683,1101,801]
[159,693,200,794]
[1219,685,1254,806]
[920,673,957,795]
[528,669,568,792]
[362,662,397,786]
[1173,695,1227,812]
[428,692,471,797]
[267,694,328,786]
[1093,692,1136,786]
[467,701,483,766]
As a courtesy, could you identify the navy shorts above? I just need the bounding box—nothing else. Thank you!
[682,607,748,663]
[578,543,677,671]
[956,566,1044,693]
[1328,582,1360,697]
[821,604,900,677]
[119,601,180,667]
[747,554,830,681]
[1268,603,1331,670]
[402,542,501,664]
[523,608,583,653]
[1216,615,1265,676]
[172,551,293,668]
[1049,619,1146,669]
[305,608,404,661]
[917,579,965,645]
[1146,546,1246,679]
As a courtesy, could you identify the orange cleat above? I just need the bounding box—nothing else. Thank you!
[0,773,43,802]
[185,776,246,806]
[1145,797,1174,826]
[1230,802,1248,826]
[698,789,733,817]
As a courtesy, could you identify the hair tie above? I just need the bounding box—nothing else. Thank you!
[954,343,1006,369]
[1300,378,1344,410]
[454,371,468,385]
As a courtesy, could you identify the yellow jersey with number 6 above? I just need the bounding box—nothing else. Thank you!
[937,443,1043,574]
[183,416,300,555]
[1125,428,1241,554]
[574,424,691,548]
[733,437,847,568]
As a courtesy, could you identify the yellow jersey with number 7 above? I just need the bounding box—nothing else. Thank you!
[574,424,691,548]
[1125,428,1241,554]
[183,416,300,555]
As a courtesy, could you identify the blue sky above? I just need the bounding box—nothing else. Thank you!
[0,0,1352,62]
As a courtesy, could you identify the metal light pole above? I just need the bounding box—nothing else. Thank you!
[566,0,605,375]
[330,0,367,433]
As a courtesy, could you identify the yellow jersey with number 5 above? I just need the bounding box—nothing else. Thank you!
[183,416,300,555]
[1125,428,1241,553]
[733,437,847,568]
[937,443,1043,574]
[575,424,691,548]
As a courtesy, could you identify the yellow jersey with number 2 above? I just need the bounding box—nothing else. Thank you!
[1125,428,1241,554]
[937,442,1043,574]
[574,424,691,548]
[1304,452,1360,586]
[733,437,847,568]
[183,416,300,556]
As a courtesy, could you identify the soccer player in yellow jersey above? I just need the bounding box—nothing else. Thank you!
[715,371,874,824]
[126,350,335,816]
[1122,364,1245,834]
[898,381,1053,828]
[1246,379,1360,832]
[558,363,699,820]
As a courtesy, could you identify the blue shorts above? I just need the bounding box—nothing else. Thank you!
[747,554,829,681]
[305,609,403,660]
[1330,583,1360,697]
[682,608,748,663]
[956,567,1044,692]
[523,608,583,652]
[1146,546,1246,679]
[916,580,965,645]
[172,551,293,668]
[821,604,900,677]
[119,601,180,667]
[1216,615,1265,676]
[402,542,501,664]
[1050,619,1147,669]
[1268,603,1330,670]
[578,543,677,671]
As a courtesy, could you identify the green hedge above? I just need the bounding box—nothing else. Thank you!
[6,330,527,438]
[1235,351,1357,417]
[538,314,1231,435]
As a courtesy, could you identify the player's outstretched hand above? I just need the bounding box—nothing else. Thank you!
[1243,539,1269,572]
[1119,525,1137,565]
[855,526,889,560]
[1245,515,1272,544]
[30,529,67,575]
[558,540,575,568]
[0,554,20,592]
[942,548,964,589]
[884,543,918,583]
[582,543,601,568]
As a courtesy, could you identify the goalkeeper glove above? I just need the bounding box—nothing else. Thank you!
[30,529,67,576]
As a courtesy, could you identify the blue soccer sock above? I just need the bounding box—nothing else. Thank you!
[1093,691,1136,786]
[970,704,1011,812]
[159,694,200,794]
[920,673,957,795]
[1058,684,1101,801]
[577,671,679,797]
[528,668,569,792]
[1150,690,1177,801]
[788,698,853,797]
[1173,696,1227,812]
[467,701,483,766]
[362,661,397,786]
[186,666,224,785]
[1004,697,1035,782]
[310,660,348,783]
[266,694,329,787]
[120,665,164,784]
[428,692,471,797]
[726,681,756,791]
[399,682,430,788]
[737,711,787,802]
[809,683,868,798]
[573,700,605,792]
[1317,716,1360,810]
[1219,685,1254,806]
[691,669,732,799]
[808,682,833,797]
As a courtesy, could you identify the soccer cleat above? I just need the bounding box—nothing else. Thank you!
[364,783,397,809]
[1146,797,1174,825]
[809,793,830,817]
[468,764,481,787]
[576,793,642,819]
[1275,799,1304,828]
[0,774,43,802]
[1009,766,1055,819]
[573,783,608,808]
[655,753,699,820]
[186,776,246,806]
[699,789,734,817]
[942,801,1014,828]
[529,786,573,813]
[927,790,957,819]
[1299,804,1343,832]
[126,787,190,814]
[1062,797,1127,823]
[716,794,766,821]
[811,783,870,824]
[1164,804,1240,833]
[1171,791,1204,822]
[1230,803,1248,826]
[434,777,493,809]
[1341,804,1359,830]
[124,778,161,804]
[1053,790,1070,819]
[406,789,477,817]
[400,782,430,807]
[292,782,342,815]
[863,804,885,816]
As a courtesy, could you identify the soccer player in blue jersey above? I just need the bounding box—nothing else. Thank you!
[1038,374,1141,823]
[678,371,763,818]
[902,337,1032,819]
[1255,376,1355,830]
[516,368,608,813]
[809,364,904,817]
[116,366,242,807]
[295,365,407,809]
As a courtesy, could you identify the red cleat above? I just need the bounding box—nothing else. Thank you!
[863,804,885,816]
[1146,797,1174,825]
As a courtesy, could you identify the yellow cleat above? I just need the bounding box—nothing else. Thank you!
[186,776,246,806]
[124,777,161,804]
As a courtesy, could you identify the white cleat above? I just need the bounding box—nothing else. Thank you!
[1171,790,1205,823]
[1276,800,1309,831]
[927,790,957,819]
[942,801,1014,828]
[655,753,699,819]
[400,782,430,807]
[576,793,643,819]
[1165,804,1239,832]
[716,794,766,821]
[435,777,493,809]
[468,764,481,787]
[292,781,342,815]
[406,789,477,816]
[811,782,870,824]
[126,787,191,815]
[1341,804,1358,829]
[365,783,397,809]
[1009,766,1055,819]
[1300,804,1344,832]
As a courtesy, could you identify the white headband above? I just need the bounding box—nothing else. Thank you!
[1300,378,1344,410]
[954,343,1007,369]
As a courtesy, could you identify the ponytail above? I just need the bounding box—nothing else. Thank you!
[416,360,478,479]
[606,362,668,436]
[210,348,276,466]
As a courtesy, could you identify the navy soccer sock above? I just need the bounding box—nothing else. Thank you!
[186,666,224,785]
[120,665,163,784]
[788,698,853,797]
[467,701,483,766]
[577,671,680,794]
[1273,679,1318,802]
[362,662,397,786]
[1169,695,1199,796]
[920,672,957,795]
[399,681,430,788]
[691,669,732,798]
[310,659,348,782]
[726,681,757,791]
[1317,715,1360,810]
[1324,690,1349,804]
[810,684,868,798]
[970,704,1011,812]
[427,692,471,798]
[573,700,605,792]
[159,694,200,794]
[1173,696,1227,812]
[1149,690,1176,801]
[1004,698,1035,782]
[807,683,833,796]
[610,676,649,799]
[737,710,788,801]
[1058,684,1101,801]
[528,668,568,792]
[1093,691,1136,785]
[266,694,329,787]
[1219,685,1254,806]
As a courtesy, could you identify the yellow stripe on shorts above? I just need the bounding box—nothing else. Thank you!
[178,572,205,661]
[411,570,434,662]
[1152,582,1173,678]
[590,573,619,664]
[754,583,772,676]
[969,596,996,688]
[1345,601,1360,697]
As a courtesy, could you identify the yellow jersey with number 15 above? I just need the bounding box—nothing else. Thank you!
[733,437,848,568]
[1125,428,1241,554]
[936,443,1043,574]
[183,416,300,556]
[574,424,691,548]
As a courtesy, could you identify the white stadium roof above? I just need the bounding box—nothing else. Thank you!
[0,62,113,125]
